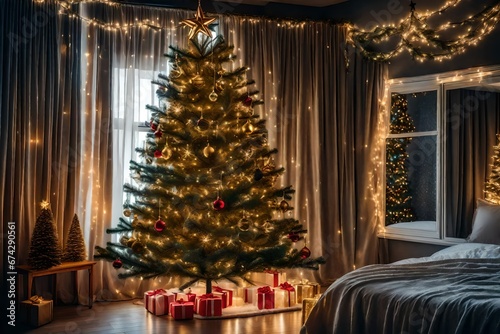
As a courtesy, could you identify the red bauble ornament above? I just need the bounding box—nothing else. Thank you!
[112,258,123,269]
[243,96,252,106]
[288,232,300,242]
[154,130,163,138]
[213,197,225,210]
[154,150,162,158]
[151,123,158,131]
[300,246,311,259]
[155,218,166,232]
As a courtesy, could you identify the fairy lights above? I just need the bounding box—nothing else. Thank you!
[348,0,500,62]
[35,0,163,31]
[485,134,500,204]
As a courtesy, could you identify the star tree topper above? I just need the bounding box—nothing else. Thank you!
[181,0,216,40]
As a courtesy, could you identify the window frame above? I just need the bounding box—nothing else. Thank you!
[380,65,500,245]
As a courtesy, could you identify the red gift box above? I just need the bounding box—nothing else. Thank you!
[213,286,233,308]
[145,289,175,316]
[195,293,222,317]
[257,286,275,310]
[170,299,194,320]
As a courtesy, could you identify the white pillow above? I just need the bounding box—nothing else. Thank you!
[467,199,500,245]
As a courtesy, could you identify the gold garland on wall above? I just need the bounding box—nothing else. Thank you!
[347,0,500,62]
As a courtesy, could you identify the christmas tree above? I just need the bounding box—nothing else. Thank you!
[386,94,416,225]
[485,134,500,204]
[28,202,63,270]
[95,4,324,293]
[62,214,87,262]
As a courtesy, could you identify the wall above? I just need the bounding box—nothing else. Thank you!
[379,239,447,263]
[121,0,335,20]
[329,0,500,78]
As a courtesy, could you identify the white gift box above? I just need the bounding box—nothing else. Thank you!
[145,290,175,316]
[273,286,297,308]
[249,271,286,287]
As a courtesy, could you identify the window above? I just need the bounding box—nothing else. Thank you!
[384,86,440,240]
[111,67,164,232]
[380,65,500,244]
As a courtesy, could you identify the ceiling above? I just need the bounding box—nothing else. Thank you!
[214,0,348,7]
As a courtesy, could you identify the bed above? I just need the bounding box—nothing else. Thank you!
[301,243,500,334]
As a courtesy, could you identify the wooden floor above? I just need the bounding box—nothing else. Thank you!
[16,299,304,334]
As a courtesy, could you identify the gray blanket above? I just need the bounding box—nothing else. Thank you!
[301,259,500,334]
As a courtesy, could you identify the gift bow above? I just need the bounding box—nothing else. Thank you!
[177,298,184,304]
[147,288,166,296]
[257,286,273,294]
[279,282,295,291]
[200,293,215,299]
[29,295,43,304]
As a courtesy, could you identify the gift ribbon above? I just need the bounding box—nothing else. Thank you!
[257,286,274,309]
[257,286,272,294]
[29,295,43,304]
[279,282,295,307]
[264,270,280,286]
[148,290,170,315]
[196,294,219,316]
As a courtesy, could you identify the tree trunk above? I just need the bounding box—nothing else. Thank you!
[206,279,212,294]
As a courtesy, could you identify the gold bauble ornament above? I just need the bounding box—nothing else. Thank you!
[197,117,210,131]
[123,209,131,217]
[162,146,172,160]
[203,143,215,158]
[209,90,218,102]
[215,81,224,93]
[238,218,250,231]
[242,120,254,135]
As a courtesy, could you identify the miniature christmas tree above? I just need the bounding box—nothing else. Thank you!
[386,93,416,224]
[28,201,62,270]
[95,3,324,293]
[62,214,86,262]
[485,134,500,204]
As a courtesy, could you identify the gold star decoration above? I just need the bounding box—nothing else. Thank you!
[181,1,216,40]
[40,200,50,209]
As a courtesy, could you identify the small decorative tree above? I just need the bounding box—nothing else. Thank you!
[62,214,86,262]
[485,134,500,204]
[28,201,62,270]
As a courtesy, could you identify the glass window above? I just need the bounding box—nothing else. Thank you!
[385,90,438,235]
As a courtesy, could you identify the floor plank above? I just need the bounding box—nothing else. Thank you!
[14,299,304,334]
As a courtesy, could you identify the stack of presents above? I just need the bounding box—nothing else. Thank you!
[144,271,322,320]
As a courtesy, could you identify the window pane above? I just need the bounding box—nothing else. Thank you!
[386,135,437,225]
[390,91,437,134]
